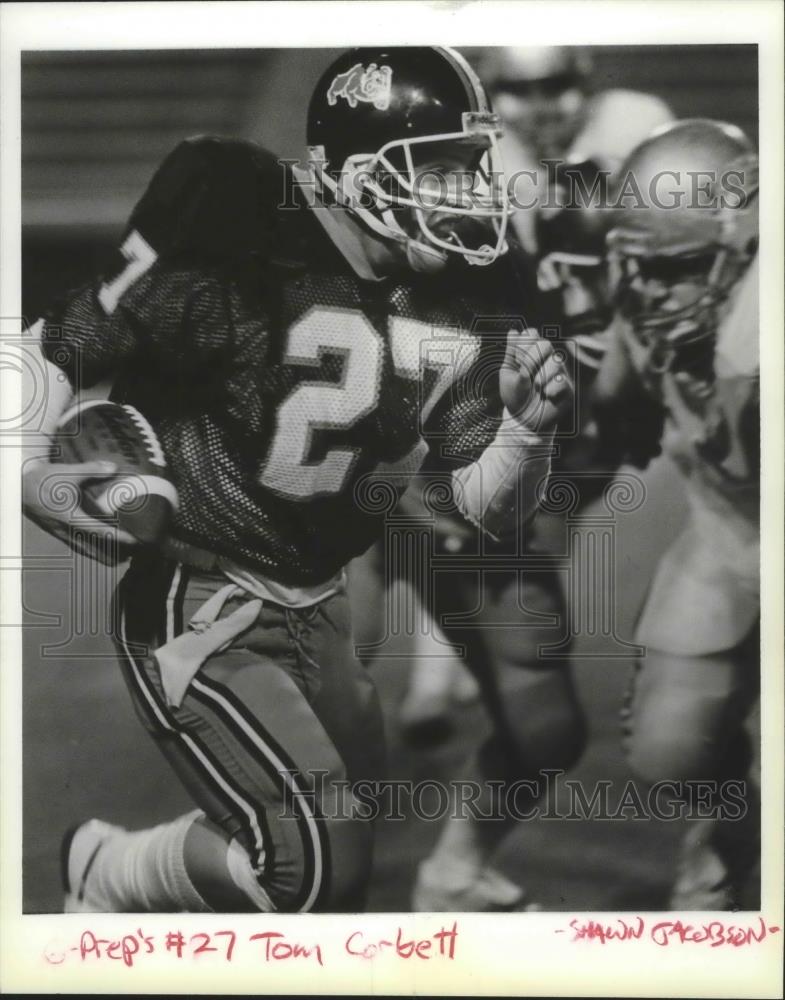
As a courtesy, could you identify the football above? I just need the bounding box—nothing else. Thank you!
[53,399,178,544]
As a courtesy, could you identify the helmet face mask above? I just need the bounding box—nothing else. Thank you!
[611,241,728,329]
[307,47,511,270]
[609,224,754,363]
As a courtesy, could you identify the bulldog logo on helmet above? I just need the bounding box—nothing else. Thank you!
[327,62,393,111]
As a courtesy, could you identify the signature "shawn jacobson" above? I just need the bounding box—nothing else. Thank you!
[559,916,780,947]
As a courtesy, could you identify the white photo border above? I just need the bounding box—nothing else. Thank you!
[1,2,782,996]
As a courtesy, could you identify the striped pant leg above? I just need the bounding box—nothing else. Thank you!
[113,557,381,912]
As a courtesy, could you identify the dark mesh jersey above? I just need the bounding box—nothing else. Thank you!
[41,136,538,585]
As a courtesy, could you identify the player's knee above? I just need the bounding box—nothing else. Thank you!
[627,728,710,786]
[628,716,752,788]
[626,692,729,785]
[184,815,327,914]
[182,817,266,912]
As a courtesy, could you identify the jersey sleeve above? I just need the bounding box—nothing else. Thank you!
[421,246,541,465]
[37,136,283,392]
[415,249,560,538]
[38,261,237,390]
[124,135,288,262]
[423,328,506,464]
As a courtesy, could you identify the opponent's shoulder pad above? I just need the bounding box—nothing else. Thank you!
[127,135,289,261]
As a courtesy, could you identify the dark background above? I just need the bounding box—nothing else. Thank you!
[22,45,757,321]
[21,46,759,913]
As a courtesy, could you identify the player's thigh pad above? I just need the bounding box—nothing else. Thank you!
[636,505,759,656]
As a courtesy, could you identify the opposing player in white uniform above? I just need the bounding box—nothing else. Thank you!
[596,119,760,908]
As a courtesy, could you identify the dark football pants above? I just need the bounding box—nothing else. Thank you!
[114,554,386,913]
[352,539,587,819]
[429,563,587,817]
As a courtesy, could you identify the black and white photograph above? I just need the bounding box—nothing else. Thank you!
[1,2,783,996]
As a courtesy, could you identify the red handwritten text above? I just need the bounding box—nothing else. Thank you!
[650,917,779,947]
[559,916,780,948]
[566,917,645,944]
[249,931,324,966]
[78,928,155,967]
[44,922,461,968]
[345,922,458,960]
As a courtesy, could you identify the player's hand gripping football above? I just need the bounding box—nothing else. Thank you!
[499,328,574,433]
[22,459,137,562]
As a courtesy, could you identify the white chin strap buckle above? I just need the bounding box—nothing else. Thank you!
[442,228,495,268]
[468,245,494,266]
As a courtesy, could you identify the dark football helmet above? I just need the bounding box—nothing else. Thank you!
[306,46,510,269]
[607,119,759,372]
[536,158,614,368]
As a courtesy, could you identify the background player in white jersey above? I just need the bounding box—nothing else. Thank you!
[596,118,760,908]
[478,46,673,252]
[20,47,573,913]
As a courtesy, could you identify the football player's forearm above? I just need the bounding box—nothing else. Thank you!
[451,409,555,540]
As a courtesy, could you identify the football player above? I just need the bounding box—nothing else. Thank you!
[21,47,573,914]
[596,119,760,908]
[398,160,612,911]
[391,51,674,742]
[477,46,673,252]
[396,156,665,908]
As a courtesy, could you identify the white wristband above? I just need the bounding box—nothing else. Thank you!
[451,408,555,539]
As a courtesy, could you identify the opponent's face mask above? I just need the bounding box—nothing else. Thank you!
[606,123,758,375]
